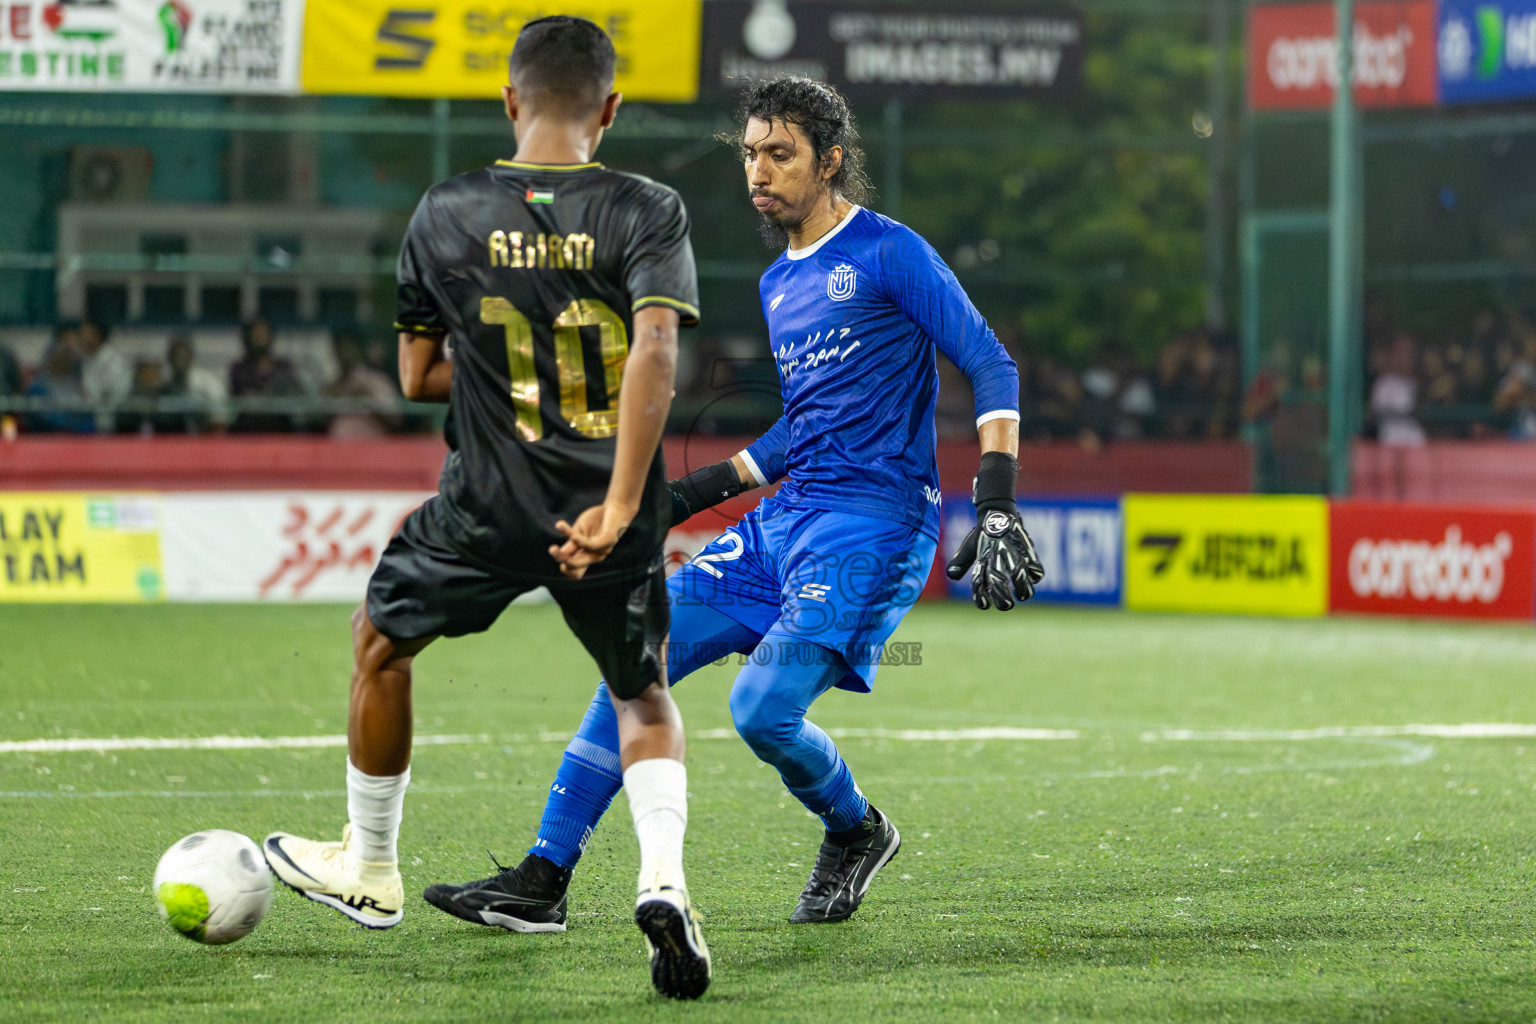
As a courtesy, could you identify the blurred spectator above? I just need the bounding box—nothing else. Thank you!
[160,334,230,434]
[1022,355,1084,441]
[25,332,91,434]
[1079,349,1119,442]
[1159,330,1238,439]
[1369,333,1426,447]
[1114,350,1156,439]
[0,338,19,398]
[118,360,167,435]
[1493,335,1536,439]
[229,317,304,432]
[326,333,400,439]
[78,320,131,432]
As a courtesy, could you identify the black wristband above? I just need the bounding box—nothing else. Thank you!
[671,459,748,523]
[972,451,1019,512]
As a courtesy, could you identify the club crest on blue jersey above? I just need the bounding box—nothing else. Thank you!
[826,264,857,301]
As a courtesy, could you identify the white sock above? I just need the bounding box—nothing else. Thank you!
[623,757,688,896]
[346,759,410,866]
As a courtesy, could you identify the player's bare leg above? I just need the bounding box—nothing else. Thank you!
[611,662,710,1000]
[263,607,434,928]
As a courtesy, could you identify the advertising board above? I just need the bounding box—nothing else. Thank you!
[943,495,1122,606]
[1124,494,1329,616]
[701,1,1083,97]
[159,492,430,602]
[1329,501,1536,620]
[1437,0,1536,103]
[1249,0,1438,109]
[301,0,700,100]
[0,493,163,602]
[0,0,303,93]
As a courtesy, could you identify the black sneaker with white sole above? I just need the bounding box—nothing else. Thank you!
[422,854,570,933]
[636,887,711,1000]
[789,806,901,923]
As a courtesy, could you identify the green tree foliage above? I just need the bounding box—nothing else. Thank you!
[898,10,1225,365]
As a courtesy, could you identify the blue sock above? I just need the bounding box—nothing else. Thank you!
[784,725,869,832]
[729,633,870,833]
[528,598,764,868]
[530,684,623,869]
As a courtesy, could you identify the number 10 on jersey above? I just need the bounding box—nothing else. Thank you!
[479,297,629,442]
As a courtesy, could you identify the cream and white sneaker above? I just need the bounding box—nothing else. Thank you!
[635,882,711,1000]
[263,824,403,929]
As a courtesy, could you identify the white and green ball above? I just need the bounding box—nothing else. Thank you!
[153,830,273,945]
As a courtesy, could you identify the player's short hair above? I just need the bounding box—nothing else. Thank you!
[731,76,872,205]
[508,16,616,116]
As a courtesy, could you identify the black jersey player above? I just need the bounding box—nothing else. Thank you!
[262,16,710,1000]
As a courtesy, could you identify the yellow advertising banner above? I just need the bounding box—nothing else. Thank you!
[1123,495,1329,617]
[0,494,164,603]
[301,1,702,101]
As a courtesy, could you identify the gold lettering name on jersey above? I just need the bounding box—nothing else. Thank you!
[487,231,596,271]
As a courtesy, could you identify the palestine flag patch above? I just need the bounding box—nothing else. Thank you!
[525,189,554,204]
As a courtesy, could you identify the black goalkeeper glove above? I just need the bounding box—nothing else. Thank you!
[944,451,1045,610]
[667,459,749,527]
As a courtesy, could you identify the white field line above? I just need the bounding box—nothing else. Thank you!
[0,727,1081,755]
[1142,724,1536,742]
[695,727,1081,741]
[0,734,489,755]
[2,723,1530,755]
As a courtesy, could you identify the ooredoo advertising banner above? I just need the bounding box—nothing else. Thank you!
[1249,0,1438,109]
[943,496,1123,606]
[1437,0,1536,103]
[300,0,701,100]
[0,0,303,93]
[0,493,163,602]
[1124,494,1330,616]
[1329,502,1536,620]
[160,491,430,602]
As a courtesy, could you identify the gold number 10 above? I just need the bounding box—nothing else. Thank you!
[479,296,629,441]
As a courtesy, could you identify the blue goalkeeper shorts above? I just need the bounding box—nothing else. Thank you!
[670,497,937,693]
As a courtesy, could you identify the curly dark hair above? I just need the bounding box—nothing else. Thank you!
[725,76,872,205]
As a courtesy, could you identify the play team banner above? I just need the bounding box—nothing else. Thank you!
[0,0,303,93]
[1249,0,1439,109]
[300,0,701,100]
[0,493,163,602]
[1329,501,1536,620]
[1123,494,1330,616]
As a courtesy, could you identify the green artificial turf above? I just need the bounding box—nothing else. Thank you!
[2,602,1535,1022]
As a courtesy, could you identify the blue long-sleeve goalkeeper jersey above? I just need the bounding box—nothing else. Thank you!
[740,206,1019,541]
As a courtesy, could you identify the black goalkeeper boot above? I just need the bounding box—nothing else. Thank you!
[789,806,901,924]
[423,853,571,933]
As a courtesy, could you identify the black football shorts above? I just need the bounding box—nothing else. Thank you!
[365,496,669,700]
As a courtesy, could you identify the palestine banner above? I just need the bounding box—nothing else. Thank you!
[701,1,1083,98]
[0,0,303,93]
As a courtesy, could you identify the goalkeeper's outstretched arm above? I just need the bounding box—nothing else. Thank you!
[666,414,788,526]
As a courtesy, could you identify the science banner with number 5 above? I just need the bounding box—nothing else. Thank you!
[300,0,701,100]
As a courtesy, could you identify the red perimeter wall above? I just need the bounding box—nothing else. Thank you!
[1353,441,1536,504]
[0,436,1253,494]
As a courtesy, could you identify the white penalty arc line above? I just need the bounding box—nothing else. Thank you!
[1142,724,1536,742]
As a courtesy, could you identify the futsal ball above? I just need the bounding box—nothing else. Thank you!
[153,830,273,945]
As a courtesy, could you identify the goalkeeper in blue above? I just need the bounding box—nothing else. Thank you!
[424,76,1043,930]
